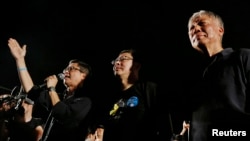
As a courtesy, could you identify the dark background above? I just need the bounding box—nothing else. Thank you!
[0,0,249,88]
[0,0,250,135]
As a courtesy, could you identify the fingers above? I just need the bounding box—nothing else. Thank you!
[8,38,27,49]
[45,75,58,88]
[8,38,19,47]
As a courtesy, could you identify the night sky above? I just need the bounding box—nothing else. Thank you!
[0,1,249,93]
[0,0,164,89]
[0,0,250,136]
[0,0,250,108]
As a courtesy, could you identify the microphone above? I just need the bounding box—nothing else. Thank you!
[38,73,65,88]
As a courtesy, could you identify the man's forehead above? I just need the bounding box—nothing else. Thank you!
[188,15,212,27]
[69,63,79,67]
[119,52,132,57]
[192,14,211,22]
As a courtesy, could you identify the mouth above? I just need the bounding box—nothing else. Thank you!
[114,66,122,70]
[64,76,70,79]
[194,32,206,39]
[115,68,123,72]
[191,35,204,44]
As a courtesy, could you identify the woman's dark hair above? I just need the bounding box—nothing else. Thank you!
[119,48,143,64]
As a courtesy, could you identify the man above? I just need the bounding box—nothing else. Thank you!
[187,10,250,141]
[0,92,43,141]
[7,97,44,141]
[7,38,92,141]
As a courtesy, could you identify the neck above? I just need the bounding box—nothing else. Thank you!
[117,73,139,90]
[207,47,224,57]
[23,114,32,122]
[122,83,133,90]
[120,78,137,91]
[15,113,32,123]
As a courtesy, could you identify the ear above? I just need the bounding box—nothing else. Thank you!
[80,72,87,80]
[218,26,224,36]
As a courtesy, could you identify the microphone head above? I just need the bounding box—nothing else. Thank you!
[57,73,65,80]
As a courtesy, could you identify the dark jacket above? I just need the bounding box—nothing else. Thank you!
[27,85,91,141]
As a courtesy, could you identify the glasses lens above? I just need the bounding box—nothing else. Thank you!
[64,66,82,72]
[63,67,71,72]
[111,56,133,65]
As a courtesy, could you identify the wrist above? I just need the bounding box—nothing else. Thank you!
[47,86,56,92]
[18,67,27,71]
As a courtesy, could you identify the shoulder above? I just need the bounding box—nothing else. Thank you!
[74,96,92,104]
[222,48,250,60]
[237,48,250,52]
[231,48,250,63]
[135,80,157,87]
[234,48,250,56]
[134,80,158,96]
[145,81,157,87]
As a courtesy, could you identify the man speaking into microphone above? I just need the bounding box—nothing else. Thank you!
[7,38,93,141]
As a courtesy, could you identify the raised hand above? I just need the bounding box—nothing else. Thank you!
[8,38,27,60]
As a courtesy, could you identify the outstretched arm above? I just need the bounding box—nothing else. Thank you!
[7,38,34,93]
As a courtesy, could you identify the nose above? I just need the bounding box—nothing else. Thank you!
[189,25,201,38]
[193,24,202,32]
[112,60,121,65]
[115,61,121,66]
[113,62,121,69]
[63,69,69,74]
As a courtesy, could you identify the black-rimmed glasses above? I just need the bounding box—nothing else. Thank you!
[63,66,82,73]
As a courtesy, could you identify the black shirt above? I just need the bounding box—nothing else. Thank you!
[7,117,42,141]
[27,86,92,141]
[190,48,250,141]
[102,80,160,141]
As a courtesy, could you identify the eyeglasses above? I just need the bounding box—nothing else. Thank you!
[111,56,133,65]
[63,66,82,73]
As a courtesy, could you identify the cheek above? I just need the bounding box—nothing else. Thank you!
[188,32,195,43]
[188,30,192,38]
[206,27,217,38]
[188,34,192,41]
[124,63,133,70]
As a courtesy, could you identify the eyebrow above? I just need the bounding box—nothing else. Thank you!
[118,56,132,58]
